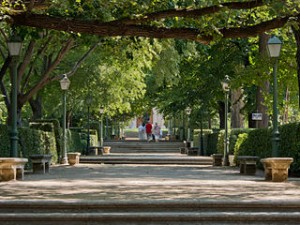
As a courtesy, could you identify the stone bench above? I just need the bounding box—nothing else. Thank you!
[186,147,198,156]
[237,156,258,175]
[0,157,28,181]
[67,152,81,166]
[30,154,52,174]
[179,147,186,154]
[261,157,294,182]
[212,154,223,166]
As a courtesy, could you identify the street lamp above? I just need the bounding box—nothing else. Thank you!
[267,36,282,157]
[60,75,70,164]
[7,34,22,157]
[86,94,92,155]
[99,107,104,147]
[185,107,192,142]
[221,75,230,166]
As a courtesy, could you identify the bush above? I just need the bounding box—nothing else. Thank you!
[193,129,212,155]
[206,131,219,156]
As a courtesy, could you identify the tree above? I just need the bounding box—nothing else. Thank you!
[0,1,297,43]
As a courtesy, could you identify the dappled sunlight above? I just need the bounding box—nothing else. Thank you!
[0,163,300,201]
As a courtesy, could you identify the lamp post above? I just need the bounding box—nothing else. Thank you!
[60,75,70,164]
[86,95,92,155]
[7,34,22,157]
[99,107,104,147]
[221,75,230,166]
[267,36,282,157]
[185,107,192,142]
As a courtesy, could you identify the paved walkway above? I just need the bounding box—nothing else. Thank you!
[1,162,300,202]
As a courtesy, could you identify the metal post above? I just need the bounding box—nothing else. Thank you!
[10,56,18,157]
[187,115,191,142]
[223,90,230,166]
[61,90,68,164]
[272,59,280,157]
[86,105,90,155]
[100,117,103,147]
[200,119,204,155]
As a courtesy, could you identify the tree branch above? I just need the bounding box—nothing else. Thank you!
[11,13,294,44]
[19,38,74,105]
[52,41,100,82]
[114,0,264,25]
[18,40,35,83]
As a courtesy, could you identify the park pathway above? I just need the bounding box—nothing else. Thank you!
[1,141,300,224]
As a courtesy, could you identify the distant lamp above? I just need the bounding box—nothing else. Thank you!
[60,75,71,90]
[7,35,22,56]
[185,107,192,116]
[221,75,230,92]
[267,36,282,58]
[99,107,104,114]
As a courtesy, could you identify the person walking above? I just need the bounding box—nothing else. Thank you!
[145,121,153,142]
[153,123,161,142]
[138,122,146,140]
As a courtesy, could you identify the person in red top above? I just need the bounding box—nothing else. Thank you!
[145,121,153,142]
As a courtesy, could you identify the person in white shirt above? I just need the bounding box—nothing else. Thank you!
[138,123,146,140]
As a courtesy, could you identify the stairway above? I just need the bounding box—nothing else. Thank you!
[1,199,300,224]
[80,141,212,165]
[104,141,185,153]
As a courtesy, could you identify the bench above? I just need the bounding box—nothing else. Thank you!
[237,156,258,175]
[0,157,28,181]
[212,154,223,166]
[30,154,52,174]
[261,157,293,182]
[67,152,81,166]
[179,147,186,154]
[186,147,198,156]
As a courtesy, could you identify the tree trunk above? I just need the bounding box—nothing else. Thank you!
[231,87,245,128]
[255,33,270,128]
[292,26,300,108]
[218,101,225,129]
[29,95,43,120]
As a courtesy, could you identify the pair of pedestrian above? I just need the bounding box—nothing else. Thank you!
[145,121,161,142]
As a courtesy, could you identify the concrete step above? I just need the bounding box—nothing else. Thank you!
[105,141,185,154]
[79,154,212,165]
[1,200,300,224]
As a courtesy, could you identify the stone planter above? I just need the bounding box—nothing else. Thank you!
[229,154,236,166]
[67,152,81,166]
[103,146,111,154]
[212,154,223,166]
[261,157,294,182]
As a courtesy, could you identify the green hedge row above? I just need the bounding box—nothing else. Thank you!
[236,123,300,172]
[0,123,98,168]
[193,123,300,172]
[0,124,57,168]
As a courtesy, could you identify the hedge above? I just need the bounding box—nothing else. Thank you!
[234,123,300,172]
[0,123,96,167]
